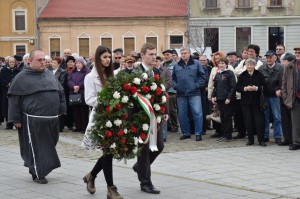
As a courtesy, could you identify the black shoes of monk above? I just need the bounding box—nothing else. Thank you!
[33,176,48,184]
[195,135,202,141]
[180,135,191,140]
[289,144,300,151]
[140,183,160,194]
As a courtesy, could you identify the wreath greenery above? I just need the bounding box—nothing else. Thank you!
[90,71,168,160]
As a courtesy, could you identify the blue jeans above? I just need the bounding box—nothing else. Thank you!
[177,95,203,136]
[161,119,168,140]
[264,96,282,139]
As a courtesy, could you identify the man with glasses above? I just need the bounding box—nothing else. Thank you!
[113,48,123,70]
[276,44,286,63]
[282,46,300,150]
[8,49,66,184]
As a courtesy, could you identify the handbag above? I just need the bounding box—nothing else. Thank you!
[69,93,82,106]
[260,87,268,111]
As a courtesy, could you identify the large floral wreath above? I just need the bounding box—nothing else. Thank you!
[90,71,168,160]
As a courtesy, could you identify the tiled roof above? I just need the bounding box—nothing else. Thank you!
[39,0,188,19]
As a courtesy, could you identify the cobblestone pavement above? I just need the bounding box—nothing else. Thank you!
[1,125,299,199]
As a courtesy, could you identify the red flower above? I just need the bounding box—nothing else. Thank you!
[131,127,137,134]
[121,138,126,144]
[131,86,138,95]
[154,74,159,81]
[140,133,147,140]
[165,93,169,100]
[117,130,124,137]
[122,114,128,120]
[123,146,128,152]
[150,97,154,103]
[106,106,111,112]
[141,86,150,94]
[155,88,162,96]
[160,106,166,113]
[115,104,121,110]
[105,131,112,138]
[123,84,131,91]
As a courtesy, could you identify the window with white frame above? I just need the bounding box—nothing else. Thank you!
[12,9,27,32]
[238,0,250,7]
[15,44,26,56]
[50,38,61,57]
[170,36,183,49]
[269,27,284,51]
[123,32,136,56]
[206,0,217,8]
[270,0,282,6]
[101,38,112,50]
[236,27,251,53]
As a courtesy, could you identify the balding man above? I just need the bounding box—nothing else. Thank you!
[60,49,72,70]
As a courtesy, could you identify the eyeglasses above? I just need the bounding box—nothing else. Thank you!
[276,48,283,50]
[115,57,122,59]
[35,58,45,62]
[295,52,300,54]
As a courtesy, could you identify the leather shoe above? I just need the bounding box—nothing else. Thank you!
[289,144,300,150]
[180,135,191,140]
[259,142,267,147]
[246,141,254,146]
[33,177,48,184]
[169,128,178,133]
[275,138,282,145]
[195,135,202,141]
[278,140,290,146]
[140,183,160,194]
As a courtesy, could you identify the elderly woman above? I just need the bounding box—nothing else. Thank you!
[0,56,20,129]
[236,58,267,147]
[67,57,90,132]
[45,55,53,70]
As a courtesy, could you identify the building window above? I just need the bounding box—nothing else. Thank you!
[204,28,219,53]
[16,45,26,56]
[170,36,183,49]
[124,38,135,56]
[270,0,282,6]
[269,27,284,51]
[101,38,112,51]
[50,38,60,57]
[206,0,217,8]
[12,9,27,32]
[146,37,158,50]
[236,27,251,54]
[238,0,250,7]
[79,38,89,58]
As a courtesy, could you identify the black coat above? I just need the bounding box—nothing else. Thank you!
[212,70,236,100]
[54,67,68,92]
[236,70,266,105]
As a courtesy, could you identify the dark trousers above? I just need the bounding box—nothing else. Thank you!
[242,104,264,143]
[72,104,89,131]
[167,93,178,130]
[234,99,246,136]
[65,105,74,128]
[134,128,164,185]
[281,104,292,143]
[201,91,207,133]
[217,100,233,139]
[91,155,113,186]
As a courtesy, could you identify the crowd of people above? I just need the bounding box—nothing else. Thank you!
[1,42,300,198]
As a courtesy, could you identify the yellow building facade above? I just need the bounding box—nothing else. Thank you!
[0,0,37,57]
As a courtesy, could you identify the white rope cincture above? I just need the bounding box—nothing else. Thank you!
[24,112,59,179]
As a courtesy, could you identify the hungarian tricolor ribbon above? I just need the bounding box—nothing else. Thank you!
[134,92,158,151]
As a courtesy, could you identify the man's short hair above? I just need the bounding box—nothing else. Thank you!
[29,49,43,59]
[245,58,256,66]
[140,43,156,54]
[276,44,285,50]
[179,46,191,53]
[247,44,260,56]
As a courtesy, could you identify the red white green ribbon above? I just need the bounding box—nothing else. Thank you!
[134,92,158,151]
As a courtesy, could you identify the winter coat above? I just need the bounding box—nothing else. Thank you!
[172,56,206,97]
[212,69,236,100]
[236,70,266,105]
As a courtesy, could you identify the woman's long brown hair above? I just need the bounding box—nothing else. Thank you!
[94,45,114,85]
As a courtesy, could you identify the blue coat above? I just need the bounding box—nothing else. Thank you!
[172,56,206,97]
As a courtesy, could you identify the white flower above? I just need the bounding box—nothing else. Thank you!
[153,104,160,111]
[133,78,141,85]
[150,82,157,91]
[160,84,166,92]
[129,103,134,108]
[142,123,149,131]
[114,119,122,126]
[106,120,112,128]
[161,96,167,104]
[121,96,129,103]
[110,143,116,149]
[113,91,121,99]
[124,129,128,134]
[146,94,152,99]
[141,73,148,80]
[157,116,162,123]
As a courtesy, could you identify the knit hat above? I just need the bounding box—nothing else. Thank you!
[75,56,87,66]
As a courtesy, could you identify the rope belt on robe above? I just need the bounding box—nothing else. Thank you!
[23,112,59,179]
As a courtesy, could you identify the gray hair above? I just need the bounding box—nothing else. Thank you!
[179,46,191,53]
[23,53,29,61]
[245,58,256,66]
[45,55,52,62]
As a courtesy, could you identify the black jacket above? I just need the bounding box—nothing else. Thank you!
[258,62,283,97]
[212,70,236,100]
[236,70,266,105]
[54,67,68,92]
